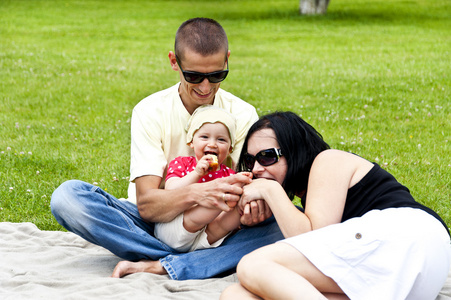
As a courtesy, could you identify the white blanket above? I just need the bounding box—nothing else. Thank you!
[1,222,450,299]
[0,222,236,299]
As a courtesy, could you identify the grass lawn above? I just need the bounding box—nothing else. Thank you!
[1,0,450,231]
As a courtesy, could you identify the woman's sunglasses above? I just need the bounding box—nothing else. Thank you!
[175,55,229,84]
[243,148,283,170]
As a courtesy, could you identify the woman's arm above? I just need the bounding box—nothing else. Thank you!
[241,150,373,238]
[304,150,373,230]
[241,179,307,238]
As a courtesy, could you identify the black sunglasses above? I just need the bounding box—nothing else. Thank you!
[175,55,229,84]
[243,148,283,170]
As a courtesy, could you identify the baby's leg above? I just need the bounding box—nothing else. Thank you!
[205,209,241,245]
[183,205,222,233]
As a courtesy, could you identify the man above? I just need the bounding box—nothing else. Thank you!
[51,18,283,280]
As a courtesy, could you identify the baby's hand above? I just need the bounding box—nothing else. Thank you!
[194,155,212,176]
[231,172,253,189]
[225,172,253,208]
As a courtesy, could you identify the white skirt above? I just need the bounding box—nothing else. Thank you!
[280,208,451,300]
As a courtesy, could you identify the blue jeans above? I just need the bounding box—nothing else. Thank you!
[50,180,285,280]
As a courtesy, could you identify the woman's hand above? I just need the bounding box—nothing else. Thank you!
[239,178,275,208]
[240,200,272,226]
[238,178,276,226]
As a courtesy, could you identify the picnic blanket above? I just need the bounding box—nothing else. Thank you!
[1,222,450,299]
[0,222,236,299]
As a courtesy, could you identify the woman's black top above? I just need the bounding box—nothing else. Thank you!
[302,163,449,235]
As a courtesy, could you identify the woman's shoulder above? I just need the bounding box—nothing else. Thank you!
[313,150,374,185]
[315,149,357,161]
[313,150,359,171]
[317,149,373,161]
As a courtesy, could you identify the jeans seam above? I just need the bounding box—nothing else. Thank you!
[112,197,142,220]
[160,257,178,280]
[90,185,138,232]
[90,184,177,253]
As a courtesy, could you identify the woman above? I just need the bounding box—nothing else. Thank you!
[220,112,450,300]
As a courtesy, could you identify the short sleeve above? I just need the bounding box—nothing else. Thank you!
[166,157,196,181]
[129,105,167,182]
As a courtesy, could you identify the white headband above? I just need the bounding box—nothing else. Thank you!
[186,105,236,150]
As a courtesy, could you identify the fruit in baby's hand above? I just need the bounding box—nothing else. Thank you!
[208,155,219,172]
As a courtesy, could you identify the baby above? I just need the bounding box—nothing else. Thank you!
[154,105,250,252]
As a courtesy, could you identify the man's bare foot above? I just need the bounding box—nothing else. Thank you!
[111,259,167,278]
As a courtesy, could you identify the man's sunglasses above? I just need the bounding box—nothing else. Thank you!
[175,55,229,84]
[243,148,283,170]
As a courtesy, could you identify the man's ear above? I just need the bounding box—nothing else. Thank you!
[168,51,178,71]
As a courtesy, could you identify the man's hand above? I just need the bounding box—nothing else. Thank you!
[135,173,252,223]
[194,173,253,212]
[225,171,253,208]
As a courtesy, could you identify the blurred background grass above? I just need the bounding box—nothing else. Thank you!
[1,0,450,230]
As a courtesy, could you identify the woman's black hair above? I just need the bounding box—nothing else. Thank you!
[237,111,330,199]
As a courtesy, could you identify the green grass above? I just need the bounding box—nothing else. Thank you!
[1,0,450,231]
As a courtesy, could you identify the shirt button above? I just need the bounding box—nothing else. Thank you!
[355,233,362,239]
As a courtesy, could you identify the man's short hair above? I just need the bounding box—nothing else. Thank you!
[175,18,228,61]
